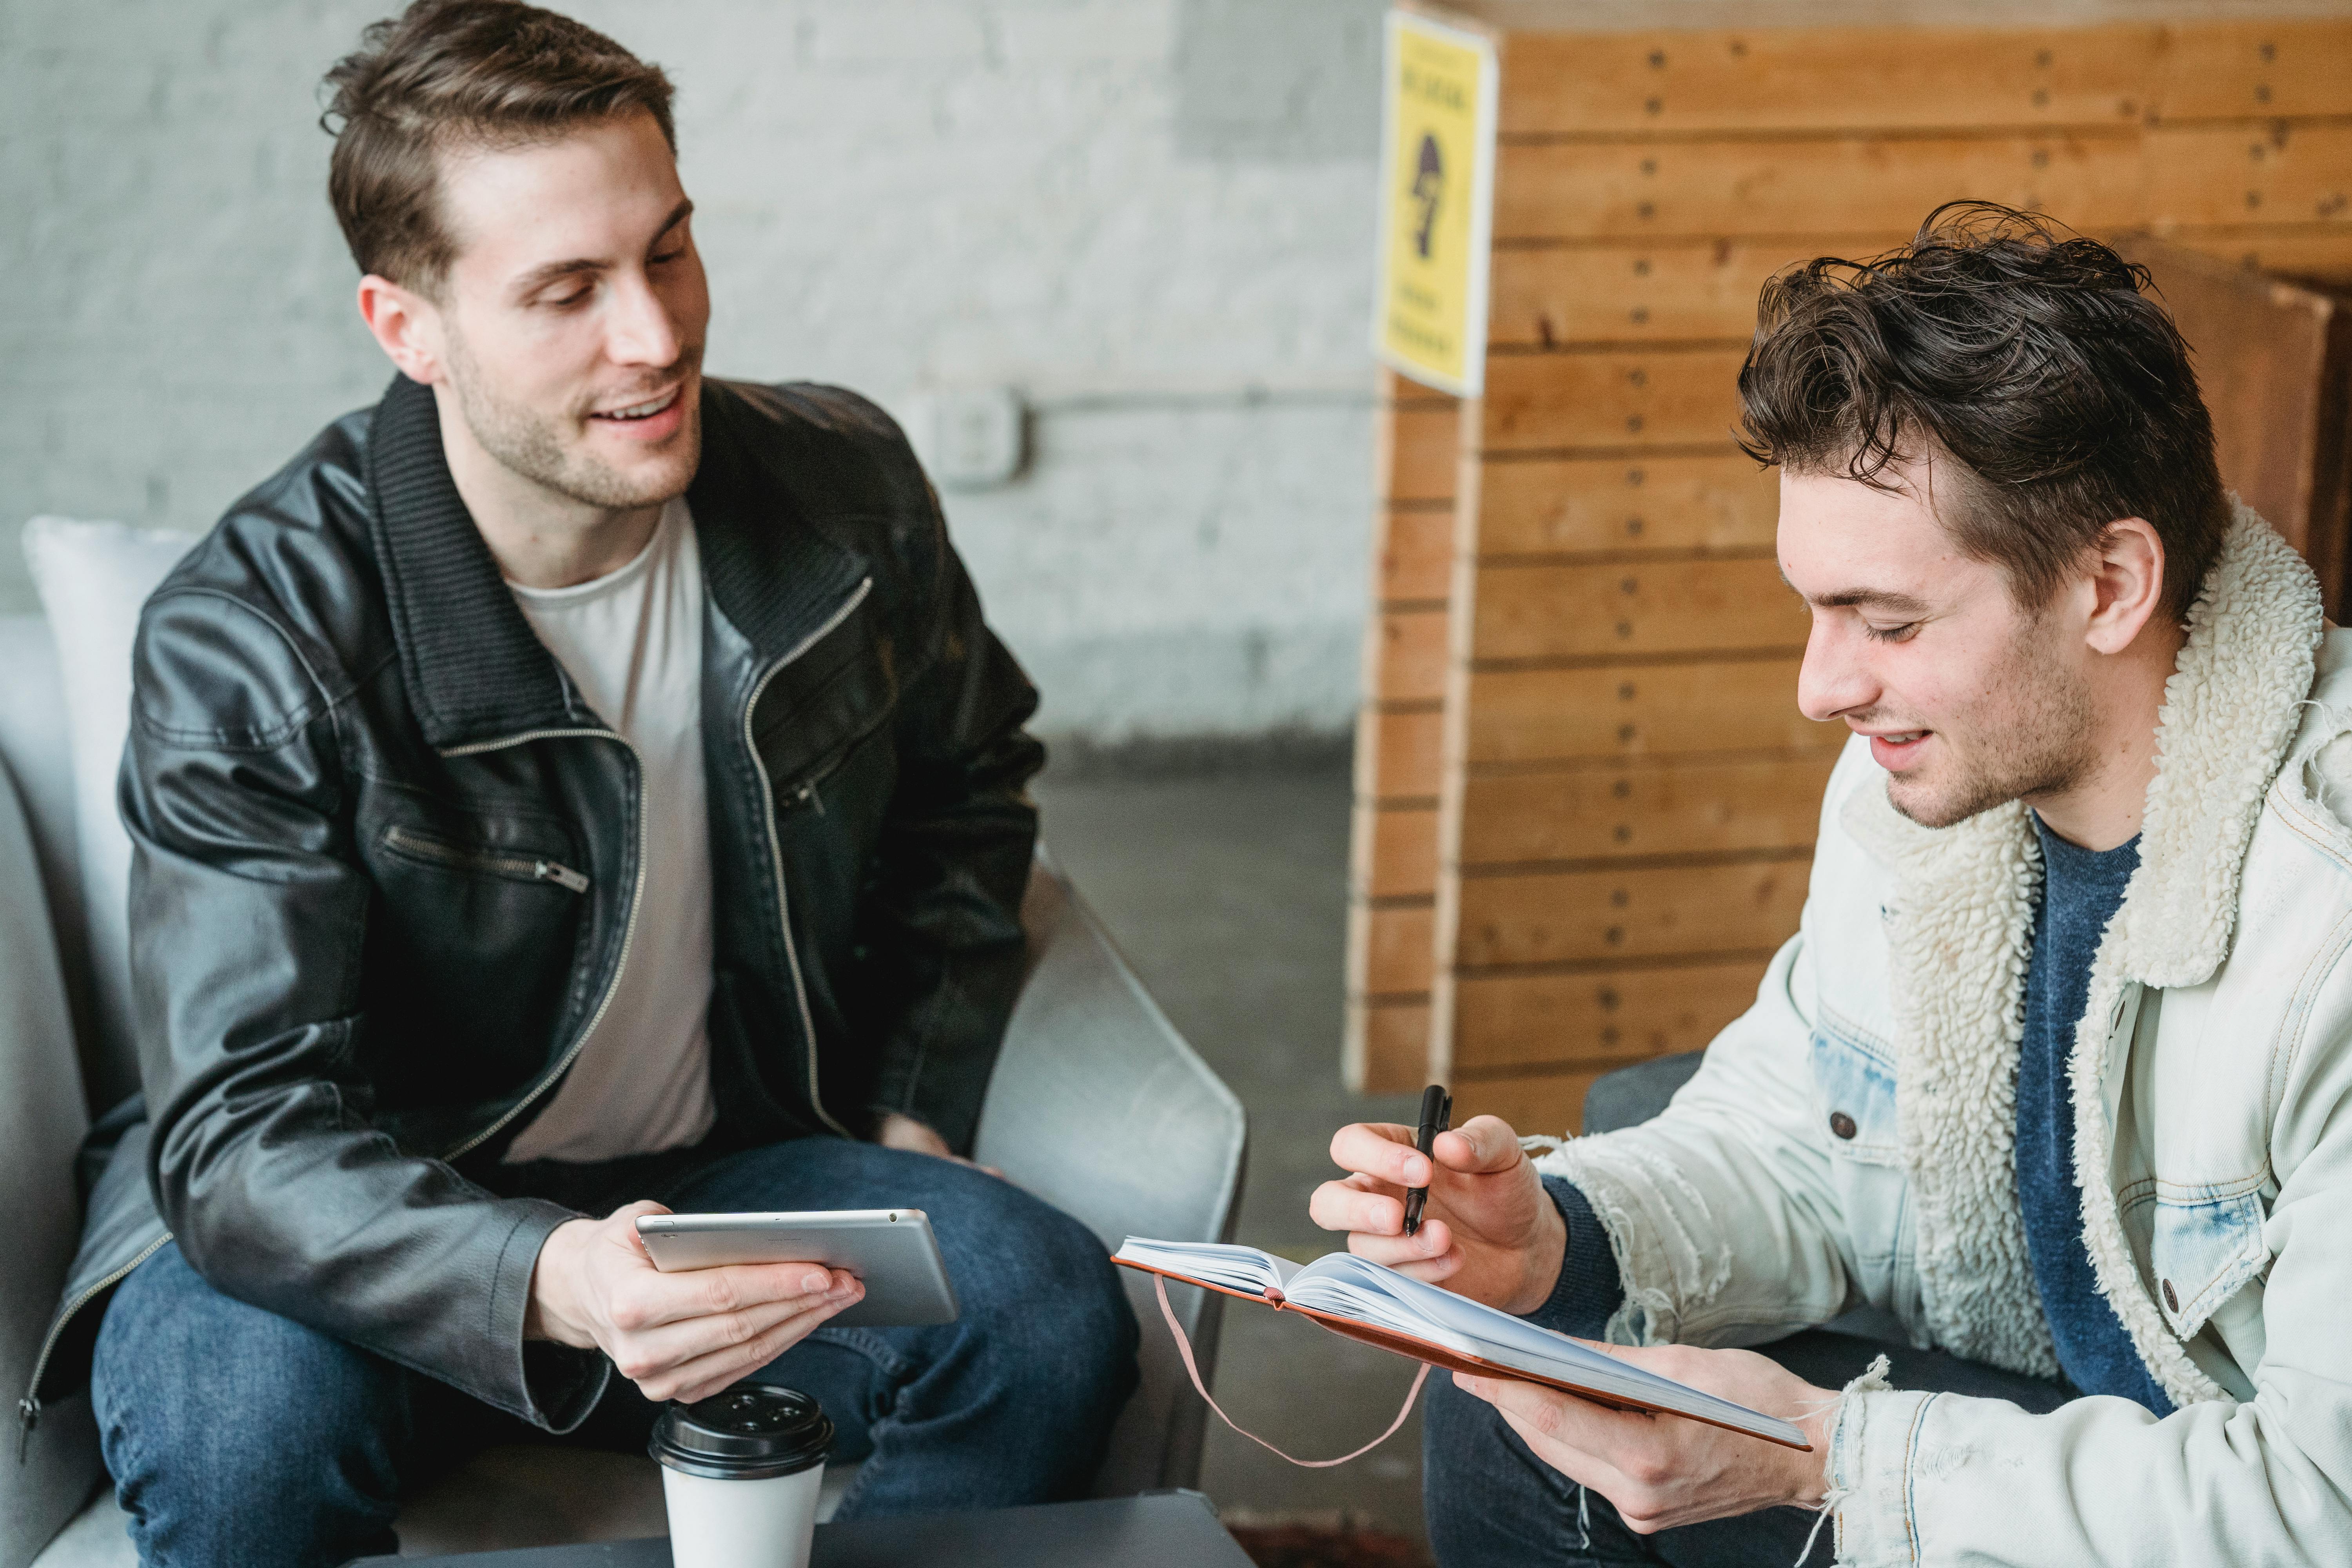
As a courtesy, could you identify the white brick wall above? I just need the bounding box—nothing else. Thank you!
[0,0,1384,743]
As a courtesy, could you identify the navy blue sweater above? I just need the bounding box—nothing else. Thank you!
[2015,816,2169,1413]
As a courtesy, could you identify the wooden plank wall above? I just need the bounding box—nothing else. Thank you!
[1344,369,1458,1090]
[1349,11,2352,1133]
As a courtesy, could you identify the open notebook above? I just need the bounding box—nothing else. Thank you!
[1115,1238,1809,1451]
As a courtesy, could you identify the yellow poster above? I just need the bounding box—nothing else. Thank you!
[1373,9,1498,397]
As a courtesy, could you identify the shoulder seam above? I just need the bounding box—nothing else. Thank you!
[134,587,378,750]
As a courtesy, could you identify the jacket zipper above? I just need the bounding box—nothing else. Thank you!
[382,824,591,893]
[19,1231,172,1463]
[435,728,646,1163]
[744,577,872,1140]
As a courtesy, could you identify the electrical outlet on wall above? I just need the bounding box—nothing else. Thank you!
[905,387,1026,490]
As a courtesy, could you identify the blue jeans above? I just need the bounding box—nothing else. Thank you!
[1422,1327,2074,1566]
[91,1136,1138,1568]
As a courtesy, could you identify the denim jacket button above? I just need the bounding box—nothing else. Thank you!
[1829,1111,1858,1140]
[2162,1278,2180,1313]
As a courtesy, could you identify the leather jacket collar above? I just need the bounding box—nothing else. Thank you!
[365,372,871,752]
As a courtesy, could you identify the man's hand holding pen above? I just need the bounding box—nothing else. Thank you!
[1308,1112,1567,1317]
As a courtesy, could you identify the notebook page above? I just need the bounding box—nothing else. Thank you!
[1114,1238,1285,1296]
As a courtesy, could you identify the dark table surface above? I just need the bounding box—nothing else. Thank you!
[352,1492,1253,1567]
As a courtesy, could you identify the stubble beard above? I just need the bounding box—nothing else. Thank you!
[1883,628,2097,830]
[443,330,703,512]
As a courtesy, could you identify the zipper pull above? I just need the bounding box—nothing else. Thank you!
[17,1396,38,1465]
[533,860,590,893]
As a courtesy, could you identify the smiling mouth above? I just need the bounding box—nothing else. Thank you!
[589,387,681,422]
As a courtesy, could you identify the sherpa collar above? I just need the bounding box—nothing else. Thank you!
[2114,503,2323,987]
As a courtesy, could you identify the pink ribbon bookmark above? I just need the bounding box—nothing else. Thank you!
[1154,1272,1430,1468]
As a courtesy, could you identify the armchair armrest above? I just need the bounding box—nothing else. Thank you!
[976,849,1246,1494]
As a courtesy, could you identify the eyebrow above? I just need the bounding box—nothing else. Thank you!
[1811,588,1933,613]
[509,198,695,298]
[1776,565,1931,615]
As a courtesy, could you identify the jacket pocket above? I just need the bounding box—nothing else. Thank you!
[1810,1024,1900,1164]
[381,824,590,892]
[2136,1184,2270,1340]
[1811,1024,1912,1311]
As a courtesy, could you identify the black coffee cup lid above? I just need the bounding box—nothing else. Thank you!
[650,1385,834,1481]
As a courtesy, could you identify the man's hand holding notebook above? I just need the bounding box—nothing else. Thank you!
[1295,1112,1844,1533]
[1114,1238,1810,1450]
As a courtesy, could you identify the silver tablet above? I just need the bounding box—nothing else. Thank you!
[634,1209,960,1327]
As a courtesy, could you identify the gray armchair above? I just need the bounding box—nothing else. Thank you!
[0,608,1245,1566]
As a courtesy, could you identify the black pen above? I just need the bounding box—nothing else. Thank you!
[1402,1083,1451,1237]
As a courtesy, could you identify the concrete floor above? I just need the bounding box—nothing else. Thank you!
[1033,762,1432,1542]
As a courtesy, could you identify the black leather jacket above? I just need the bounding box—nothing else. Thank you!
[22,372,1042,1449]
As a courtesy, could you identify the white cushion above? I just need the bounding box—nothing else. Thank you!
[20,519,200,1078]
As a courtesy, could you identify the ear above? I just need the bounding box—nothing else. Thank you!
[2083,517,2167,655]
[356,274,448,385]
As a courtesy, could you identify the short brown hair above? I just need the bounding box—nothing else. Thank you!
[1737,203,2229,622]
[321,0,676,293]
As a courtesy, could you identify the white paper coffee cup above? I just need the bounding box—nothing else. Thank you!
[650,1385,834,1568]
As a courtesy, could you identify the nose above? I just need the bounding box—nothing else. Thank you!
[1795,614,1876,724]
[604,271,682,369]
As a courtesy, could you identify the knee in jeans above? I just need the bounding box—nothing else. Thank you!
[94,1247,407,1521]
[964,1194,1138,1399]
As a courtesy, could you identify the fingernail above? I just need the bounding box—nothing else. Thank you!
[828,1281,861,1300]
[802,1272,831,1294]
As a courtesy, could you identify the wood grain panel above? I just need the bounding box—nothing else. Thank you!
[1465,659,1841,765]
[1377,607,1450,704]
[1494,133,2149,242]
[1359,900,1437,997]
[1352,999,1435,1094]
[2153,20,2352,122]
[1362,703,1446,801]
[1381,405,1463,505]
[1449,1068,1607,1138]
[1356,803,1441,900]
[1471,557,1805,661]
[1455,858,1809,969]
[1379,504,1455,604]
[2120,238,2352,617]
[1460,755,1838,867]
[1497,24,2161,137]
[1488,228,2352,350]
[1488,237,1898,347]
[1479,452,1779,556]
[2162,228,2352,287]
[1452,961,1768,1070]
[1480,349,1748,451]
[2149,123,2352,229]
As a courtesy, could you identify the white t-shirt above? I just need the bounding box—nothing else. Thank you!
[503,497,717,1164]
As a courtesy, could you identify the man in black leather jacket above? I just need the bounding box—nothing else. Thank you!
[26,6,1138,1563]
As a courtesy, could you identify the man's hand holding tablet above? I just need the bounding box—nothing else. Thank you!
[525,1200,864,1406]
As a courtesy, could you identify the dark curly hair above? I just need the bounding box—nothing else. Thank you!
[1738,202,2228,621]
[321,0,675,294]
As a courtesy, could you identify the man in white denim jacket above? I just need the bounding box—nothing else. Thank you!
[1316,205,2352,1565]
